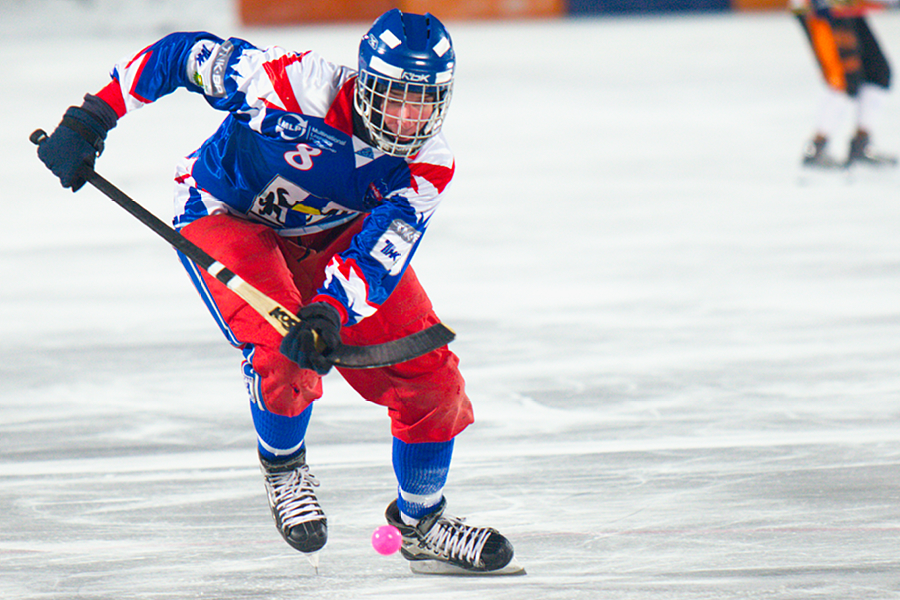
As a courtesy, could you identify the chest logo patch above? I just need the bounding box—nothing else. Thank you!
[250,176,312,225]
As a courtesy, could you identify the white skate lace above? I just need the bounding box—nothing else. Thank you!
[265,465,323,527]
[422,515,492,567]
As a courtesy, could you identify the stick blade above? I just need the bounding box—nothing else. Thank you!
[328,323,456,369]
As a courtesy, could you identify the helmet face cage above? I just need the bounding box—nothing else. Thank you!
[355,71,453,158]
[355,10,455,158]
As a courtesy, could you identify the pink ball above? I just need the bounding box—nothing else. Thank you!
[371,524,402,555]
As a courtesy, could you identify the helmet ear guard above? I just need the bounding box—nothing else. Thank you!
[355,9,455,157]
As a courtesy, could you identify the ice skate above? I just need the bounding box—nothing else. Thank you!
[259,450,327,554]
[801,138,841,169]
[845,132,898,168]
[385,499,524,575]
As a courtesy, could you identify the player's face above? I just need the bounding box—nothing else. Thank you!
[381,89,435,141]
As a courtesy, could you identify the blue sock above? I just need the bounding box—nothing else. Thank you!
[251,402,312,462]
[392,437,454,521]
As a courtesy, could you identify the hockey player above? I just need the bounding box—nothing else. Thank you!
[35,9,520,575]
[791,0,898,168]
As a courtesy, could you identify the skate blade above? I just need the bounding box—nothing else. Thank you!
[304,551,320,574]
[408,557,526,576]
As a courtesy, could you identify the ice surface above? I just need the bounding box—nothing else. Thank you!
[2,2,900,598]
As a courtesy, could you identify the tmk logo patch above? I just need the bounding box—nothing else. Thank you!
[371,219,421,275]
[380,240,402,261]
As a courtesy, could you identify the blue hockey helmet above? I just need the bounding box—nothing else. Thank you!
[355,9,455,157]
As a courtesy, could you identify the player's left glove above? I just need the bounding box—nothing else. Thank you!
[280,302,343,375]
[37,94,117,192]
[810,0,832,18]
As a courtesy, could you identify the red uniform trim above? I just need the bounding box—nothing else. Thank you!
[95,79,128,118]
[409,160,455,194]
[324,77,357,135]
[262,52,305,113]
[127,51,153,104]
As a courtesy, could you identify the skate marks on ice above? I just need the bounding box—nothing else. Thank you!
[5,5,900,600]
[795,161,899,187]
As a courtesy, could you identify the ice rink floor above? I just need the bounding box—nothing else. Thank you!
[2,2,900,598]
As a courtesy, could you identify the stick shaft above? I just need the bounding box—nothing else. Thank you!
[30,127,455,368]
[86,171,298,335]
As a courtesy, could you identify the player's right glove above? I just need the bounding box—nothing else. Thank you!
[279,302,343,376]
[37,95,117,192]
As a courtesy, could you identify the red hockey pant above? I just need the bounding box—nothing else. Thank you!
[180,214,473,444]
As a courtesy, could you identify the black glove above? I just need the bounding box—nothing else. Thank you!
[37,94,117,191]
[280,302,343,375]
[810,0,831,19]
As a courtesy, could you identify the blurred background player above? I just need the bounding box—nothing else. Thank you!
[791,0,898,168]
[34,9,521,575]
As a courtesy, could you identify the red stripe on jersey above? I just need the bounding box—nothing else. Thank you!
[127,43,153,68]
[336,255,367,288]
[409,160,455,194]
[263,52,305,113]
[262,98,284,111]
[324,77,357,136]
[95,79,127,118]
[128,51,153,104]
[332,254,379,310]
